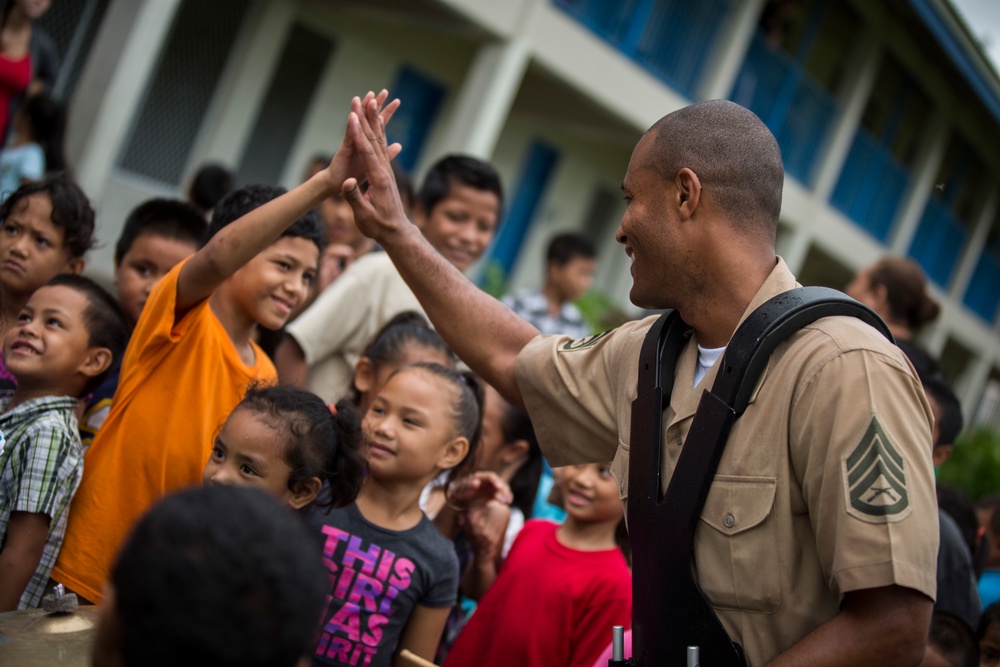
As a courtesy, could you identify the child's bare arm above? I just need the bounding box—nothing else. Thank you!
[0,512,50,611]
[175,91,401,315]
[393,604,450,666]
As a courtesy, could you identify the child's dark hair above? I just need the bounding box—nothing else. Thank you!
[20,92,67,173]
[929,610,979,667]
[189,163,234,213]
[496,396,542,520]
[0,172,95,258]
[546,232,596,266]
[980,602,1000,640]
[206,184,325,253]
[114,198,207,265]
[45,273,128,395]
[404,362,484,485]
[236,384,365,509]
[353,311,455,403]
[416,155,504,222]
[110,485,326,667]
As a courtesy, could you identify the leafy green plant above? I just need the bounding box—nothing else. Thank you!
[937,427,1000,501]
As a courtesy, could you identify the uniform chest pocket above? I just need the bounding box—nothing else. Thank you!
[695,476,781,613]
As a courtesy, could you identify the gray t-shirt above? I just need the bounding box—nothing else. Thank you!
[308,502,459,667]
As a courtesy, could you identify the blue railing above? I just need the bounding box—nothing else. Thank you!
[963,250,1000,323]
[731,34,838,185]
[908,198,967,288]
[553,0,725,98]
[830,128,911,242]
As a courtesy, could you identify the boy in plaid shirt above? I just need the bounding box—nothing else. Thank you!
[0,274,127,609]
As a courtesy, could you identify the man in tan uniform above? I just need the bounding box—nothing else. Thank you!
[341,95,938,666]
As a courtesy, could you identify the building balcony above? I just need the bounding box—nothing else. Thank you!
[552,0,725,98]
[829,127,910,243]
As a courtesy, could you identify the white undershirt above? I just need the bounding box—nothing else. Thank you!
[694,344,726,388]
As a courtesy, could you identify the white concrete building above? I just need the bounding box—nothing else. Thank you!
[42,0,1000,425]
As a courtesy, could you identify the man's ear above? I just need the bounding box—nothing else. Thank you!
[79,347,113,380]
[675,167,702,219]
[287,476,322,510]
[438,436,470,471]
[66,257,85,275]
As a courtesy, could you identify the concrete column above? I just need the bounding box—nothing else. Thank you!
[962,353,996,427]
[70,0,183,204]
[948,188,999,301]
[696,0,767,101]
[889,109,950,255]
[812,28,881,203]
[421,37,529,161]
[782,226,813,276]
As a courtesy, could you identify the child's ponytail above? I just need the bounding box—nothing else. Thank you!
[320,398,366,509]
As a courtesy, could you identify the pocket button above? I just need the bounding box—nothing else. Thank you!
[723,512,735,529]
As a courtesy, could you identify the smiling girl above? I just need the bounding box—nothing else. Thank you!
[309,362,481,667]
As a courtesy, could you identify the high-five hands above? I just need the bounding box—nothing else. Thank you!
[341,93,412,245]
[325,90,401,196]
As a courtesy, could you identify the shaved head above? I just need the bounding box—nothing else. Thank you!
[648,100,783,240]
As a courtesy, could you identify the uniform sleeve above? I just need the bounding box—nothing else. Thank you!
[790,344,938,601]
[12,422,79,517]
[286,260,371,365]
[515,320,651,466]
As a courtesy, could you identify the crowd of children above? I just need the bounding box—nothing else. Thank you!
[2,86,997,667]
[0,90,632,667]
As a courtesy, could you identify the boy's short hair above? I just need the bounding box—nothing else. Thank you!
[546,232,596,266]
[46,274,128,395]
[416,155,504,221]
[189,163,234,213]
[108,485,325,667]
[114,199,207,265]
[206,184,325,254]
[0,172,95,259]
[928,611,979,667]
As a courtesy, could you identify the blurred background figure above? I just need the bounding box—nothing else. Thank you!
[186,162,234,220]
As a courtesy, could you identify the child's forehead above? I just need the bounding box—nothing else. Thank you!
[28,284,89,313]
[6,193,62,233]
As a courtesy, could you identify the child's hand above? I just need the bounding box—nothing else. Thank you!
[324,90,401,194]
[462,499,511,559]
[447,471,514,510]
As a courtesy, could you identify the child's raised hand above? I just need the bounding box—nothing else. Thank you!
[325,90,401,193]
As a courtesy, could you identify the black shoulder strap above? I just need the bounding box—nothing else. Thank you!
[627,286,892,667]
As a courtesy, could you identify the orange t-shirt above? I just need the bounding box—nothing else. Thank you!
[51,259,276,602]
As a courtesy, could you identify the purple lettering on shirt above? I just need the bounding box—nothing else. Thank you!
[343,535,381,576]
[348,573,384,612]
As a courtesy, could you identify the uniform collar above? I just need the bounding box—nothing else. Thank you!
[667,257,799,425]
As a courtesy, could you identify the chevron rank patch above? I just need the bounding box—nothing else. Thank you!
[561,330,612,351]
[844,415,910,522]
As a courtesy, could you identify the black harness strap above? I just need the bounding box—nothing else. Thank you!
[627,287,892,666]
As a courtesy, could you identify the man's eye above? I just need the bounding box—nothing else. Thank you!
[240,464,258,476]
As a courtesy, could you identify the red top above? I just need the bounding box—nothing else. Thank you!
[444,520,632,667]
[0,51,31,142]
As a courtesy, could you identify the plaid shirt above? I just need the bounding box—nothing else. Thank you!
[0,392,82,609]
[502,288,591,340]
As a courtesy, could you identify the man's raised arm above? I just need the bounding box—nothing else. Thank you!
[342,97,538,406]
